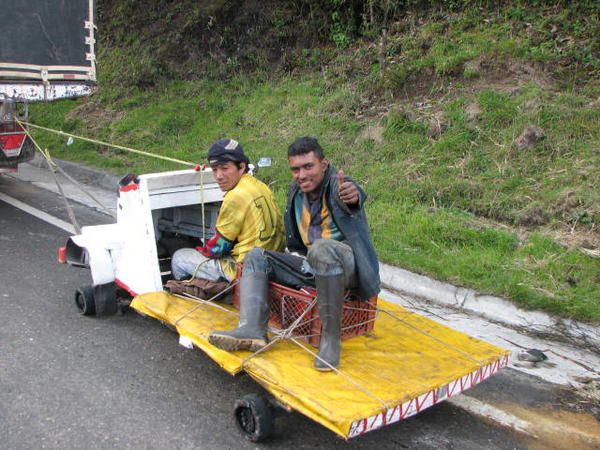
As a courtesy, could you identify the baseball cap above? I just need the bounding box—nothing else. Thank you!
[207,139,249,166]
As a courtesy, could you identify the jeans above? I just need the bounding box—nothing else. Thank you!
[171,248,232,282]
[244,239,357,289]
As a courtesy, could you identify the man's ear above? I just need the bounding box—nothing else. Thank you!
[321,158,329,172]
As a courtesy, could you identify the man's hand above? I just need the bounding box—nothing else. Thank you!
[195,245,211,258]
[337,170,359,206]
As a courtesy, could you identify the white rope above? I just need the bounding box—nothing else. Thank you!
[170,286,482,412]
[172,280,239,326]
[377,306,486,365]
[238,297,391,411]
[172,292,238,315]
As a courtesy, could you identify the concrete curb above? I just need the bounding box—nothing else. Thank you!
[26,155,600,352]
[29,153,120,192]
[380,263,600,352]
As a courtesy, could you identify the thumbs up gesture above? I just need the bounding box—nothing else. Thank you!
[337,170,359,206]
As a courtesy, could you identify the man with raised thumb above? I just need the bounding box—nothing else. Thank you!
[209,136,380,371]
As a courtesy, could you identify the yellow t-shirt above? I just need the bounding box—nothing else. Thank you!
[216,173,284,279]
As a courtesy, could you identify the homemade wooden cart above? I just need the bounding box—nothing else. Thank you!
[61,167,509,441]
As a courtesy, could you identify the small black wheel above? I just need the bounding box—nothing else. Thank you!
[75,285,95,316]
[234,394,274,442]
[94,282,118,316]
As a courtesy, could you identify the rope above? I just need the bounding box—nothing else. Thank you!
[172,292,238,315]
[173,285,389,410]
[17,120,195,167]
[169,280,483,413]
[200,169,206,246]
[188,258,212,281]
[19,125,118,230]
[19,119,210,233]
[238,298,391,411]
[173,280,239,326]
[377,306,486,365]
[23,132,82,234]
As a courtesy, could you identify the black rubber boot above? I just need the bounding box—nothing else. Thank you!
[314,274,345,371]
[209,272,269,352]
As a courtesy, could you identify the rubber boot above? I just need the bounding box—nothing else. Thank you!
[209,272,269,352]
[314,274,345,371]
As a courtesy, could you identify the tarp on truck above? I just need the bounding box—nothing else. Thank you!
[0,0,96,100]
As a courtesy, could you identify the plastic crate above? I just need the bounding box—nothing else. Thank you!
[232,269,377,347]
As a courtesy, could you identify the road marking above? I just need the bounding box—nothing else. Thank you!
[0,192,76,234]
[448,395,536,437]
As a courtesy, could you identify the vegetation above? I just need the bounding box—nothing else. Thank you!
[29,1,599,321]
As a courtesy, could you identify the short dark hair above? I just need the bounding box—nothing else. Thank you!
[235,160,249,173]
[209,160,249,174]
[288,136,325,159]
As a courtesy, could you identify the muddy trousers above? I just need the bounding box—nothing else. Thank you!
[213,239,356,369]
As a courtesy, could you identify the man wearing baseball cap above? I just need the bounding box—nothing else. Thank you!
[171,138,284,284]
[209,137,380,371]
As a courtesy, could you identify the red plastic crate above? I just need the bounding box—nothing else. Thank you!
[232,268,377,347]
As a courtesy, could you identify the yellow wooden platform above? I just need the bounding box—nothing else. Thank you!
[131,292,509,439]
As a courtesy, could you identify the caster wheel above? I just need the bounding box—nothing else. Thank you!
[75,285,95,316]
[234,394,274,442]
[94,282,118,316]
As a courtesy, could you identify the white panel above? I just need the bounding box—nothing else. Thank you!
[0,83,94,101]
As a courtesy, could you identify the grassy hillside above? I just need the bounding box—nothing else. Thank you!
[29,2,599,321]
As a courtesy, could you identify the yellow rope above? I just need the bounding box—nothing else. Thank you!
[200,168,206,245]
[20,129,82,233]
[17,120,195,167]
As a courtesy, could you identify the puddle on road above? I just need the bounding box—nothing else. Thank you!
[501,404,600,450]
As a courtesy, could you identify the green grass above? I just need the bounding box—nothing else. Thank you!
[27,4,600,322]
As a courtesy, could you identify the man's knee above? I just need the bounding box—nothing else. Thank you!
[243,248,269,274]
[171,248,197,280]
[307,239,351,276]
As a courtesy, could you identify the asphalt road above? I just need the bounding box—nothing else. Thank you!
[0,174,533,449]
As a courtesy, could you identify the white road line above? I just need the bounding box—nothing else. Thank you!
[448,395,536,437]
[0,192,76,234]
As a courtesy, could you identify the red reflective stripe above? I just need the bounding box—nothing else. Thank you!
[115,278,137,296]
[119,184,138,192]
[58,246,66,263]
[0,133,26,150]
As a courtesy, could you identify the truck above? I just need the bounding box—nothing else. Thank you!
[0,0,96,173]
